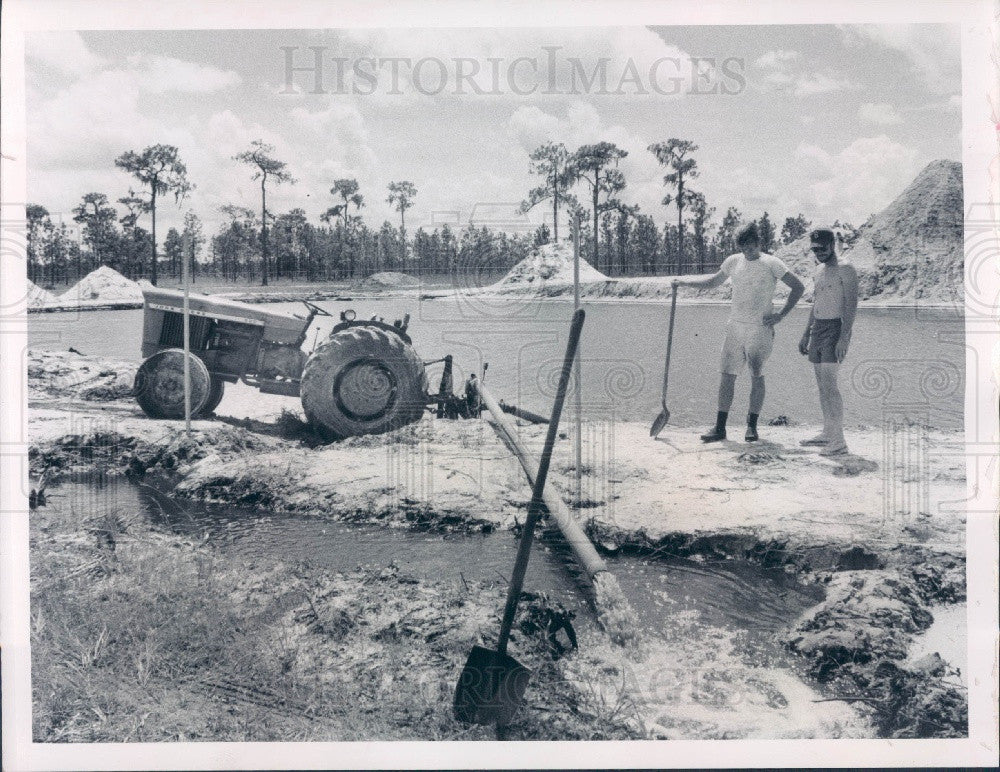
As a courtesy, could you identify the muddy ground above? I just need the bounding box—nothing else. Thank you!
[25,349,967,739]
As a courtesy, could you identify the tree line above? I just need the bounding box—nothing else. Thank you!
[518,139,860,277]
[26,138,861,288]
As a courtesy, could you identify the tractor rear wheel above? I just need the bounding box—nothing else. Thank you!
[300,326,428,441]
[134,349,211,419]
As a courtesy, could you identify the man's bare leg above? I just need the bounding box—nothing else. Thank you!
[801,363,831,445]
[817,362,847,455]
[702,373,736,442]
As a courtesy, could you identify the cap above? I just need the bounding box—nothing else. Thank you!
[810,228,835,246]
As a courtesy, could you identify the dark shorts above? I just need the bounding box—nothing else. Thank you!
[808,318,842,364]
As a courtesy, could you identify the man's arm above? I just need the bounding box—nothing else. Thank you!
[763,271,804,326]
[835,264,859,361]
[799,304,815,355]
[673,269,728,291]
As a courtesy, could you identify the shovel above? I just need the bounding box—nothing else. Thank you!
[453,308,585,727]
[650,282,678,438]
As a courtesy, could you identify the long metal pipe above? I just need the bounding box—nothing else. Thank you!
[182,233,191,435]
[475,380,608,579]
[572,213,583,505]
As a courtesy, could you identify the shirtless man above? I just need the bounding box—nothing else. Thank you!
[674,222,804,442]
[798,228,859,456]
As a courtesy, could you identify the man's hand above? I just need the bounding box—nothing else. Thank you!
[799,334,810,356]
[763,312,784,327]
[835,337,849,362]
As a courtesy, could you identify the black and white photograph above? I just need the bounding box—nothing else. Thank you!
[1,0,997,768]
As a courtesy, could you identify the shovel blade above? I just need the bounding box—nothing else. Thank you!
[453,645,531,726]
[649,408,670,438]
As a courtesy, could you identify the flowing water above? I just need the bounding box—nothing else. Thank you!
[46,477,821,648]
[41,477,876,737]
[29,298,964,429]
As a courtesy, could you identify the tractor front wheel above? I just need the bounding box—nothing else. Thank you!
[134,349,211,419]
[202,376,225,415]
[300,327,428,441]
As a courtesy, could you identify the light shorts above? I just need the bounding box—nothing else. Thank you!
[720,320,775,376]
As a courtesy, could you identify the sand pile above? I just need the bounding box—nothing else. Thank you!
[849,159,963,303]
[766,160,962,303]
[27,280,58,308]
[490,241,606,291]
[58,266,145,307]
[354,271,420,289]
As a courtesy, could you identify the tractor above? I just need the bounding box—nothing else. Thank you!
[133,288,438,441]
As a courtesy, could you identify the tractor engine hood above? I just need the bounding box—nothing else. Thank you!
[142,288,310,345]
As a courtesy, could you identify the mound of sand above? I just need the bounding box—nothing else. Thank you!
[27,280,58,308]
[58,266,145,306]
[853,159,963,303]
[766,160,962,303]
[354,271,420,289]
[490,241,607,291]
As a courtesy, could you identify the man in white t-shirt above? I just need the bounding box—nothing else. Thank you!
[674,223,804,442]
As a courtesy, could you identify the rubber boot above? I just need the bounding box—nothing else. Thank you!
[701,412,728,442]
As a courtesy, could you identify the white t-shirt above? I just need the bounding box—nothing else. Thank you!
[719,252,789,324]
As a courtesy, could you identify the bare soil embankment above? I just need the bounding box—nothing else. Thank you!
[27,349,967,738]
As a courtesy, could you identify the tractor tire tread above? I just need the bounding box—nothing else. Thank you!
[300,326,427,442]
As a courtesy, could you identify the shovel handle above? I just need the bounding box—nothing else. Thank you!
[496,308,585,655]
[661,283,678,405]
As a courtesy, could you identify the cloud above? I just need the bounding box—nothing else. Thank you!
[27,31,107,77]
[843,24,960,94]
[792,72,856,97]
[507,105,564,151]
[753,50,800,69]
[753,48,855,97]
[124,54,242,93]
[794,135,921,222]
[275,27,696,103]
[698,164,802,224]
[858,102,903,125]
[911,92,962,114]
[289,102,379,180]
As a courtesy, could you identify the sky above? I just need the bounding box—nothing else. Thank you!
[25,24,961,243]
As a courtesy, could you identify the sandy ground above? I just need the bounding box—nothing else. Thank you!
[28,349,965,556]
[25,349,968,738]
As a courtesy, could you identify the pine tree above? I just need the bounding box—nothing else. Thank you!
[757,211,775,253]
[781,213,811,244]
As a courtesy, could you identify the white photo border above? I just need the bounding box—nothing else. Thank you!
[1,0,997,768]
